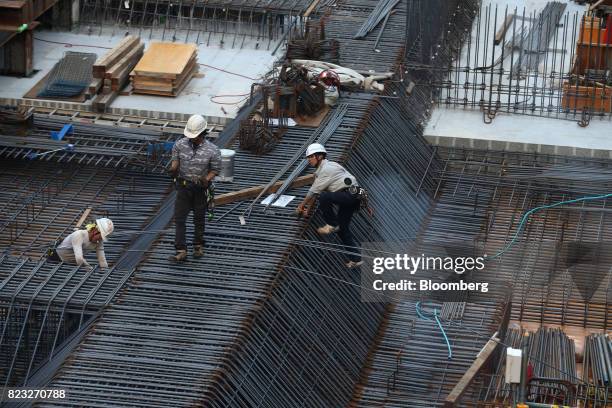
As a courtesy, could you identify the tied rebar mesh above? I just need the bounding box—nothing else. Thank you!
[37,52,97,98]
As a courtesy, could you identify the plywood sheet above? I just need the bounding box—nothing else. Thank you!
[133,42,197,76]
[132,59,197,87]
[132,65,196,97]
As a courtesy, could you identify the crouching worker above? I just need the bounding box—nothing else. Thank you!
[295,143,364,268]
[47,218,114,271]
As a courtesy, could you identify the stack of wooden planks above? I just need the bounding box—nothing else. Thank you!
[130,42,198,97]
[89,35,144,112]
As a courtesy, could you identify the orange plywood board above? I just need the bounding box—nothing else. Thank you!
[133,42,197,76]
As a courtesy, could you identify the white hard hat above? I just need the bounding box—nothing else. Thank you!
[96,218,114,241]
[184,114,208,139]
[305,143,327,157]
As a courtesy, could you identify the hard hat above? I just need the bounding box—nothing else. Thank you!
[306,143,327,157]
[318,70,340,87]
[96,218,114,241]
[184,114,208,139]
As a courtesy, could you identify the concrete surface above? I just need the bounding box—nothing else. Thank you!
[0,30,279,119]
[425,107,612,157]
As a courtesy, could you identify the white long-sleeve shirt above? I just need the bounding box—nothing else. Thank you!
[56,229,108,268]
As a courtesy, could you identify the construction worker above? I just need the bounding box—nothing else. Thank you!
[296,143,363,268]
[47,218,114,270]
[168,114,220,261]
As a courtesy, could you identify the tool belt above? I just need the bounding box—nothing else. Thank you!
[175,177,216,220]
[174,176,208,189]
[348,185,373,216]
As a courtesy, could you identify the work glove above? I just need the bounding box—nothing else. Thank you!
[295,203,309,218]
[198,176,209,188]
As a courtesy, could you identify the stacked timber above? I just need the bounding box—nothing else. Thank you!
[131,42,198,97]
[89,35,144,112]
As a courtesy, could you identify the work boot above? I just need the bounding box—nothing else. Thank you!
[317,224,339,235]
[169,250,187,262]
[193,245,204,259]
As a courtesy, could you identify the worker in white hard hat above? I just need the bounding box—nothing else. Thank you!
[296,143,363,268]
[168,114,221,261]
[47,217,114,270]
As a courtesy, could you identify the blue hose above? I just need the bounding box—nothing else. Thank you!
[487,193,612,260]
[415,301,452,360]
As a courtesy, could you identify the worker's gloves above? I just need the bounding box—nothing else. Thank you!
[199,177,209,188]
[295,204,309,217]
[189,176,208,188]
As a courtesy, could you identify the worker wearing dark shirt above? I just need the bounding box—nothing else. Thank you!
[169,114,221,261]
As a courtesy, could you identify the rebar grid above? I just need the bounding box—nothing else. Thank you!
[0,115,175,171]
[0,156,172,390]
[76,0,333,49]
[30,95,382,407]
[427,2,612,121]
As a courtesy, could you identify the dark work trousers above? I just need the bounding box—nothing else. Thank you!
[318,190,361,262]
[174,184,207,250]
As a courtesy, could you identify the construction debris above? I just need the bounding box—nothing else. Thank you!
[288,59,392,92]
[131,42,198,97]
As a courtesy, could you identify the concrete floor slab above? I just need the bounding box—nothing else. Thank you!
[425,107,612,155]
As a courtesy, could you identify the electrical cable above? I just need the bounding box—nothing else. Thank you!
[210,93,251,105]
[198,63,262,81]
[415,301,452,359]
[486,193,612,260]
[283,263,595,387]
[33,37,114,50]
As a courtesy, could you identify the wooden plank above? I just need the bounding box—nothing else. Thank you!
[134,57,199,84]
[92,90,117,112]
[133,42,197,76]
[494,13,514,45]
[303,0,322,17]
[93,35,139,77]
[75,208,92,229]
[111,64,134,90]
[214,174,315,206]
[443,335,500,407]
[88,77,102,95]
[105,43,144,79]
[133,63,197,95]
[0,1,27,8]
[133,62,197,92]
[132,53,197,79]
